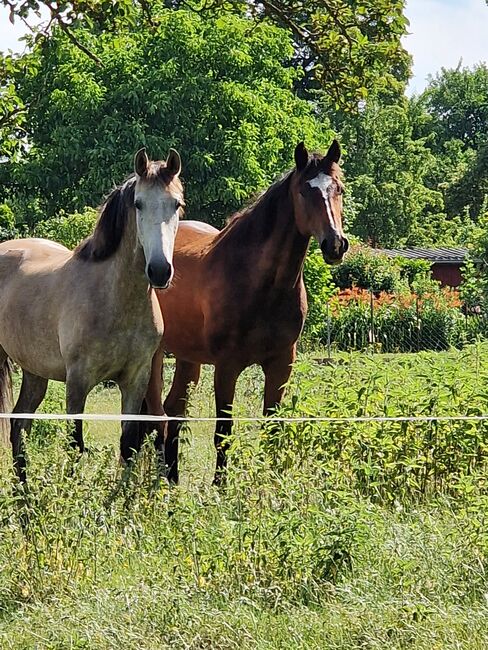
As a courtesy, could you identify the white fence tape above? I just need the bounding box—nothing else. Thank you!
[0,413,488,424]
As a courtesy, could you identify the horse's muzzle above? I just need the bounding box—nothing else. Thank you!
[146,259,173,289]
[321,236,349,265]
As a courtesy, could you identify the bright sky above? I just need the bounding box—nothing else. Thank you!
[405,0,488,94]
[0,0,487,94]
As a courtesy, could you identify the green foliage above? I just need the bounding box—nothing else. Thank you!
[326,282,468,352]
[302,241,337,340]
[2,0,411,110]
[415,64,488,223]
[0,202,19,241]
[331,245,430,292]
[335,101,444,246]
[267,346,488,500]
[32,207,97,249]
[3,350,488,646]
[332,247,400,291]
[4,9,330,227]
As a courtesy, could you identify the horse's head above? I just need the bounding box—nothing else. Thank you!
[291,140,349,265]
[133,148,184,289]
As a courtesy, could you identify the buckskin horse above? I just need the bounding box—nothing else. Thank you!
[0,148,184,481]
[144,140,348,484]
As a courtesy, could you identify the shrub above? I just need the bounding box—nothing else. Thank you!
[32,207,97,249]
[302,241,337,340]
[331,245,431,292]
[0,203,19,242]
[327,285,465,352]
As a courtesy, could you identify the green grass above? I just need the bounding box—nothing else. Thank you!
[2,346,488,648]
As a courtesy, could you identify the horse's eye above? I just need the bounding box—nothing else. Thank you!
[134,199,143,210]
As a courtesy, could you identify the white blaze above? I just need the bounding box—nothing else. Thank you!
[307,173,335,231]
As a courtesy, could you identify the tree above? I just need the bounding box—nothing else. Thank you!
[336,100,443,247]
[415,64,488,222]
[2,9,331,226]
[2,0,411,109]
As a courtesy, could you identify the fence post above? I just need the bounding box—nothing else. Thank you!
[370,289,375,353]
[416,295,421,352]
[326,301,332,359]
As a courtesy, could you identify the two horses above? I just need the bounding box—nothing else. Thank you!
[0,140,347,484]
[145,140,348,484]
[0,148,183,480]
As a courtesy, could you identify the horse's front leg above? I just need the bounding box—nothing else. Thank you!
[119,365,153,463]
[213,363,242,486]
[143,345,166,457]
[66,368,92,453]
[262,346,296,416]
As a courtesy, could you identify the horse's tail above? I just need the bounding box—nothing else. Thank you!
[0,358,12,444]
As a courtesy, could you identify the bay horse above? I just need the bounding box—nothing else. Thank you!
[0,148,184,481]
[145,140,348,484]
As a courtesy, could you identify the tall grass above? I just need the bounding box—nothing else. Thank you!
[2,347,488,648]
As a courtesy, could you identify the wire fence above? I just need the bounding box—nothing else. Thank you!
[323,289,487,355]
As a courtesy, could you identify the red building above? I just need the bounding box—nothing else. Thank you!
[378,247,468,288]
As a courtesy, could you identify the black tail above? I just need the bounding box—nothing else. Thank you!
[0,358,13,444]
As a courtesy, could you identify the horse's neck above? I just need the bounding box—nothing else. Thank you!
[112,218,148,299]
[219,190,309,289]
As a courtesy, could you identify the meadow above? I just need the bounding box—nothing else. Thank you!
[1,345,488,648]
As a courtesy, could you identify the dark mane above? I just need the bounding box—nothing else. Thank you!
[75,161,179,262]
[210,171,294,248]
[75,178,135,262]
[211,152,337,247]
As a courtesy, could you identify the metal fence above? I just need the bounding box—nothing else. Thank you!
[323,290,487,355]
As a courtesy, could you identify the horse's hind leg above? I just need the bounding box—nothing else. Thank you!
[11,370,48,482]
[163,359,201,484]
[0,346,12,445]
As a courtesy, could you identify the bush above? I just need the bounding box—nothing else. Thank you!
[327,285,466,352]
[0,203,19,242]
[302,242,337,340]
[32,207,97,249]
[331,245,431,292]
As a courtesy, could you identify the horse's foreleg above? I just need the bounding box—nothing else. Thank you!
[119,367,152,463]
[11,371,48,482]
[213,363,241,486]
[163,359,201,484]
[262,346,296,415]
[144,346,166,455]
[66,371,91,453]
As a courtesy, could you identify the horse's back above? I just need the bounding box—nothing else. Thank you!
[176,220,219,249]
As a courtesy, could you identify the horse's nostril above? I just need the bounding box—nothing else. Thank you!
[342,237,349,254]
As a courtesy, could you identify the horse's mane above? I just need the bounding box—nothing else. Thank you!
[75,178,135,262]
[209,153,337,248]
[209,170,294,248]
[75,162,177,262]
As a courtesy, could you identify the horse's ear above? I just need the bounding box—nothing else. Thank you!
[166,148,182,177]
[134,148,149,177]
[294,142,309,172]
[325,139,341,164]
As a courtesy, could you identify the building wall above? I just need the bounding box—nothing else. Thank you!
[431,263,463,288]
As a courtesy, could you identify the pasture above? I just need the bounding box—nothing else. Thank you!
[1,345,488,648]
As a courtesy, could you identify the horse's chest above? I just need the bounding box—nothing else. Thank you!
[207,289,305,361]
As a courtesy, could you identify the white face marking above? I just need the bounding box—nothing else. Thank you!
[134,183,181,284]
[307,172,336,238]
